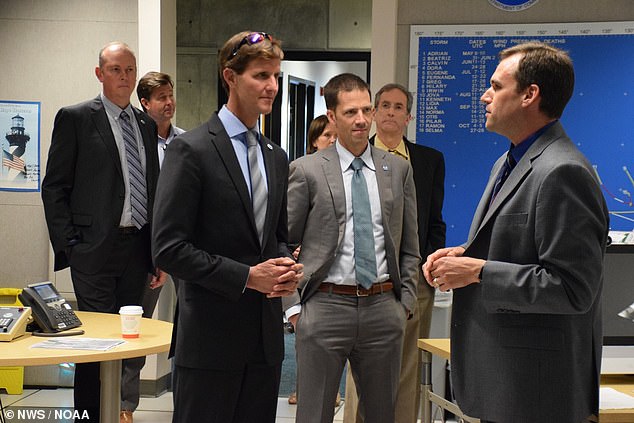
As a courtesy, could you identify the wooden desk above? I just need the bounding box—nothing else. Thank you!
[1,311,173,423]
[418,338,634,422]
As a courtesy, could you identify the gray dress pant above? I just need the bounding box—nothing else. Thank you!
[295,290,406,423]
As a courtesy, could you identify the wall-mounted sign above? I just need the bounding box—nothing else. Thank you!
[488,0,539,12]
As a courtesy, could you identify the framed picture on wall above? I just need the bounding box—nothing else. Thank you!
[0,100,40,192]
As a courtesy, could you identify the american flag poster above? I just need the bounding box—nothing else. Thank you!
[0,101,40,191]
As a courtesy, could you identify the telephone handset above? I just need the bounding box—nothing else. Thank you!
[18,281,82,334]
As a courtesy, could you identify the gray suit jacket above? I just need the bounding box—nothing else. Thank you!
[453,122,609,423]
[284,143,420,313]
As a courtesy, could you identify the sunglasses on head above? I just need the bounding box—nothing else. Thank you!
[231,32,272,58]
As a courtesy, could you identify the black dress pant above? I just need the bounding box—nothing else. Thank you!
[70,226,151,423]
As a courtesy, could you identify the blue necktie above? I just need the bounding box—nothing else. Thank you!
[489,151,515,206]
[119,111,147,229]
[246,129,267,246]
[351,158,377,289]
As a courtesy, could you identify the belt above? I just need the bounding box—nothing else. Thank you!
[317,281,393,297]
[118,226,140,235]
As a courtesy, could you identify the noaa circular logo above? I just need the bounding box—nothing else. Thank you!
[488,0,539,11]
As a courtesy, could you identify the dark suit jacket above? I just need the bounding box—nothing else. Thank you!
[370,135,446,258]
[453,122,609,423]
[284,144,420,313]
[152,113,290,370]
[41,95,159,274]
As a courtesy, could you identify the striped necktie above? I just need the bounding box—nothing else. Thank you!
[246,129,267,246]
[119,111,148,229]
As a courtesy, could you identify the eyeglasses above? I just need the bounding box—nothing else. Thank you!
[230,32,272,57]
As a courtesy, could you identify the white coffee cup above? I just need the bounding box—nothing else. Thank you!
[119,305,144,338]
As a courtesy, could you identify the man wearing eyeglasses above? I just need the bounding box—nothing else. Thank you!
[152,31,303,423]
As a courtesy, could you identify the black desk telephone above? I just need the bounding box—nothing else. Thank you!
[18,281,82,334]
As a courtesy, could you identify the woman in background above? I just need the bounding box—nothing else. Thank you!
[306,114,336,154]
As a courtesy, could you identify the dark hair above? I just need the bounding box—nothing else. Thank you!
[323,73,371,111]
[374,83,413,113]
[218,31,283,95]
[136,71,174,112]
[499,42,574,118]
[306,115,330,154]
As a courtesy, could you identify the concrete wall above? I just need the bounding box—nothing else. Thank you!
[175,0,372,131]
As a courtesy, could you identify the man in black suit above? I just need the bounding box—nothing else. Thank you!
[152,31,303,423]
[41,41,166,422]
[343,83,446,423]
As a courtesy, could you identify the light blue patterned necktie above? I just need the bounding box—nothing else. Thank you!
[350,157,377,289]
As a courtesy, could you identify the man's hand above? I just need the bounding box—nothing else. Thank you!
[422,246,465,283]
[149,268,168,289]
[292,245,301,260]
[288,313,299,334]
[247,257,303,298]
[423,247,484,292]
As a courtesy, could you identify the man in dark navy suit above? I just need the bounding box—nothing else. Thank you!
[152,31,302,423]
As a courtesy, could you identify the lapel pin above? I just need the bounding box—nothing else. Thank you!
[267,143,273,150]
[140,119,145,124]
[383,164,389,171]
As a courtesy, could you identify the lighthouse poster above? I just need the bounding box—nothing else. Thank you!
[0,101,40,191]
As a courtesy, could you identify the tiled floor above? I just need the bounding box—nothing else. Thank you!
[1,389,458,422]
[0,388,347,422]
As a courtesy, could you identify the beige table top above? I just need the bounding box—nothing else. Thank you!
[418,338,450,360]
[0,311,173,366]
[418,338,634,421]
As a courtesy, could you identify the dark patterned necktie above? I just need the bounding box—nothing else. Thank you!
[351,157,377,289]
[119,111,147,229]
[489,152,515,206]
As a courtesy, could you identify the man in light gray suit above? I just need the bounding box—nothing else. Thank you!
[423,42,608,423]
[285,73,420,423]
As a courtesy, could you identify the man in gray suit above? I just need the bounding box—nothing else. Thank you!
[285,73,420,423]
[423,42,608,423]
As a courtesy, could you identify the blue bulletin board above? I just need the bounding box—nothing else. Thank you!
[408,22,634,247]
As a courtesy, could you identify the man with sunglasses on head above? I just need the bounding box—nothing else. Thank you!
[152,31,302,423]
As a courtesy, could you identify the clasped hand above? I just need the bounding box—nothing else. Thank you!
[422,246,484,292]
[247,257,304,298]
